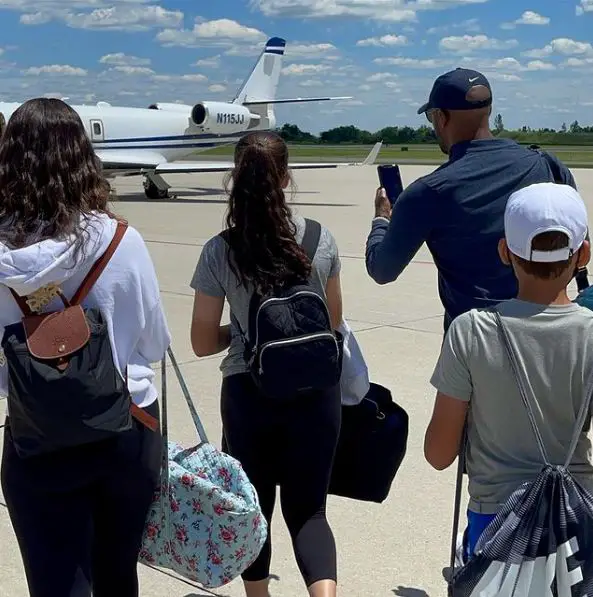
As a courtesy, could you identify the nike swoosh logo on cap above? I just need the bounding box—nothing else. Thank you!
[469,76,480,83]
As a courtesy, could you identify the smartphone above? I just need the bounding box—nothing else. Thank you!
[377,165,404,205]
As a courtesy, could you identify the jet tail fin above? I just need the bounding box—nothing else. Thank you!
[232,37,285,106]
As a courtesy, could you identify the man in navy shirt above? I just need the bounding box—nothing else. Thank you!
[365,68,578,331]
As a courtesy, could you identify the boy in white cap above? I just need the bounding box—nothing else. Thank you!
[423,182,593,559]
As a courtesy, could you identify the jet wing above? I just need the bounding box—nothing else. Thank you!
[154,142,383,174]
[96,150,166,170]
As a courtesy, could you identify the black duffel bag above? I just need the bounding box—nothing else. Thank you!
[328,382,409,503]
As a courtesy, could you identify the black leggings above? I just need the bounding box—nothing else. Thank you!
[1,401,162,597]
[221,373,341,587]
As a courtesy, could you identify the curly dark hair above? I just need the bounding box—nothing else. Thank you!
[223,131,311,295]
[0,98,112,249]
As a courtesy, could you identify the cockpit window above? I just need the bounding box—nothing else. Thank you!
[93,122,102,136]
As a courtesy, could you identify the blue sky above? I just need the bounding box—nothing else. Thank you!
[0,0,591,133]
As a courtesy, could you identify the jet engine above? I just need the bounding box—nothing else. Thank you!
[191,102,259,133]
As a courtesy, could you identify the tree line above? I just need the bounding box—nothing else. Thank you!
[278,116,593,147]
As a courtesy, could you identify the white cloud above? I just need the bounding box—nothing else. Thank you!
[576,0,593,15]
[157,18,266,47]
[20,4,183,32]
[208,84,226,92]
[439,34,518,52]
[373,56,451,68]
[427,18,480,35]
[180,74,208,82]
[285,43,338,58]
[100,53,151,67]
[561,57,593,68]
[194,55,221,68]
[501,10,550,29]
[359,84,372,91]
[459,56,555,73]
[523,38,593,59]
[251,0,490,22]
[366,72,398,81]
[299,79,324,87]
[486,72,522,81]
[281,63,331,76]
[357,35,408,47]
[24,64,88,76]
[109,65,155,76]
[525,60,555,71]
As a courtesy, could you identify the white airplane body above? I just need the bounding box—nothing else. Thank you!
[0,37,382,199]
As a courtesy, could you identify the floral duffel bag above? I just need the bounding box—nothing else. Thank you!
[138,347,268,588]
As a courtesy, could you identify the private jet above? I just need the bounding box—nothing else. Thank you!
[0,37,382,200]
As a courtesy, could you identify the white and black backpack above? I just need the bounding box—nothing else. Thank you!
[221,218,343,400]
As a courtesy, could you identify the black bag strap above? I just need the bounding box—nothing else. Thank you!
[528,146,589,292]
[301,218,322,262]
[219,218,321,343]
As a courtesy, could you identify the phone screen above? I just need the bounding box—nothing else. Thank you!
[377,165,404,205]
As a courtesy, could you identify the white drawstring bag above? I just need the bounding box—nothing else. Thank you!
[337,319,370,405]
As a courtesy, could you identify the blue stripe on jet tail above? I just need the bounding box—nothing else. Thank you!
[265,36,286,55]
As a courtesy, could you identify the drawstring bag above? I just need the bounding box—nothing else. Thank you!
[139,347,268,589]
[448,311,593,596]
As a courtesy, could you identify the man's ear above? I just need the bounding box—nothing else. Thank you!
[498,238,512,266]
[577,240,591,269]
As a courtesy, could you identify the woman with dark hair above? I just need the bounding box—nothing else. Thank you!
[190,131,343,597]
[0,98,170,596]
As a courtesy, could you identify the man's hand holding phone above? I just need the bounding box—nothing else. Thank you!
[374,187,392,220]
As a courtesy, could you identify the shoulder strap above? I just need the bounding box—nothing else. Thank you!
[495,310,593,468]
[7,220,127,316]
[301,218,322,262]
[529,144,563,184]
[70,219,128,306]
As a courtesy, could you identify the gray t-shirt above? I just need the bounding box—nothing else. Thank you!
[190,215,341,378]
[431,299,593,515]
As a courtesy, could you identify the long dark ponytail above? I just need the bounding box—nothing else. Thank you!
[223,131,311,295]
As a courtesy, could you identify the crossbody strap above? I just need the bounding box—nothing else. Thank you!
[71,219,128,305]
[495,310,593,468]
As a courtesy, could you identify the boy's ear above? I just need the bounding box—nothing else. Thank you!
[498,238,512,266]
[577,240,591,269]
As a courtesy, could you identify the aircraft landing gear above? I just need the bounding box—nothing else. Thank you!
[143,178,169,200]
[143,172,175,200]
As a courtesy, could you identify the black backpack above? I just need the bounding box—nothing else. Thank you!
[2,219,157,459]
[221,218,343,400]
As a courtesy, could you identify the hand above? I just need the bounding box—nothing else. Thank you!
[374,187,392,219]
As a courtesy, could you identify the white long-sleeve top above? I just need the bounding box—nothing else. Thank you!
[0,212,171,407]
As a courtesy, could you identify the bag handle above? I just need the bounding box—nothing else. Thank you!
[495,310,593,468]
[158,346,210,534]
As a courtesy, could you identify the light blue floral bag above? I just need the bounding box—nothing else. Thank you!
[138,347,268,588]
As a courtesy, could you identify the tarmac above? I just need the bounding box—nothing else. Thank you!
[1,164,593,597]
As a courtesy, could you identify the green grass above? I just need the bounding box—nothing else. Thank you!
[200,143,593,167]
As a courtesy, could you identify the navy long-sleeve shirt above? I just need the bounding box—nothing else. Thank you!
[365,138,576,330]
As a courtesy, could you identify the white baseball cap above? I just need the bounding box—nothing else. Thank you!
[505,182,588,263]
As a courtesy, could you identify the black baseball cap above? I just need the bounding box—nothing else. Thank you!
[417,68,492,115]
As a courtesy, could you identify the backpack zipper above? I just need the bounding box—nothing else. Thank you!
[253,291,331,348]
[258,332,338,375]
